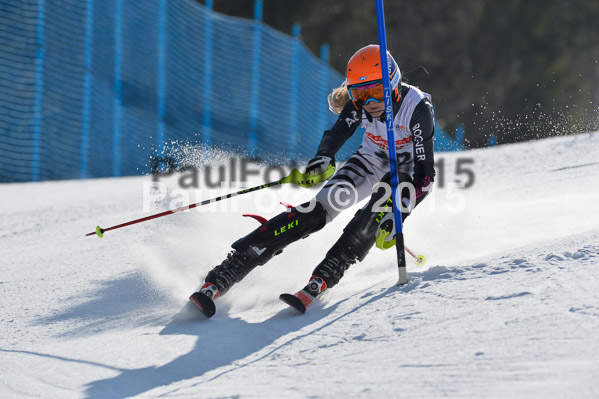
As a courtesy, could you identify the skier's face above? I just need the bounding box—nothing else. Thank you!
[363,101,384,118]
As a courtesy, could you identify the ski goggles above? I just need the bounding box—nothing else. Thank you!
[348,80,384,105]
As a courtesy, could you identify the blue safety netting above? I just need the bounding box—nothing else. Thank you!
[0,0,461,183]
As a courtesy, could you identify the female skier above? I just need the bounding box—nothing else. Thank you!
[190,44,436,316]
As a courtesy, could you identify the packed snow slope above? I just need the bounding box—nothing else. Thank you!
[1,132,599,398]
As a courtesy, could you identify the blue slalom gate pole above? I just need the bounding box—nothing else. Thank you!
[375,0,409,285]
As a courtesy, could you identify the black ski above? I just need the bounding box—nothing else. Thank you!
[280,277,327,314]
[279,293,308,314]
[189,291,216,318]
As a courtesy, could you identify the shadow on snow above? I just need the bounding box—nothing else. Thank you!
[32,260,513,397]
[83,284,406,398]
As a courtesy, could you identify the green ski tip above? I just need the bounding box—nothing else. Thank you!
[96,226,104,238]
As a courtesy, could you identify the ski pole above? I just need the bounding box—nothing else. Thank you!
[375,0,409,285]
[375,223,427,266]
[85,166,334,238]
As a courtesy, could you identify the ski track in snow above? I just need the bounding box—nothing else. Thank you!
[1,132,599,398]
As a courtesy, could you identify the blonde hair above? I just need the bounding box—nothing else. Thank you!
[327,81,351,115]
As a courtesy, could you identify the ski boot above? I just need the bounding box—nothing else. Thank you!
[188,249,250,318]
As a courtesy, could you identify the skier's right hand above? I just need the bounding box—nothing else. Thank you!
[305,151,335,177]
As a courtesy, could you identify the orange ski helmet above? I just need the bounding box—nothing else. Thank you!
[346,44,401,101]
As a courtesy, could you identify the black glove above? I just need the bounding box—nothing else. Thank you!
[305,151,335,176]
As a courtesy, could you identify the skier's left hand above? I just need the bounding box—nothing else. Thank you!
[375,213,396,250]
